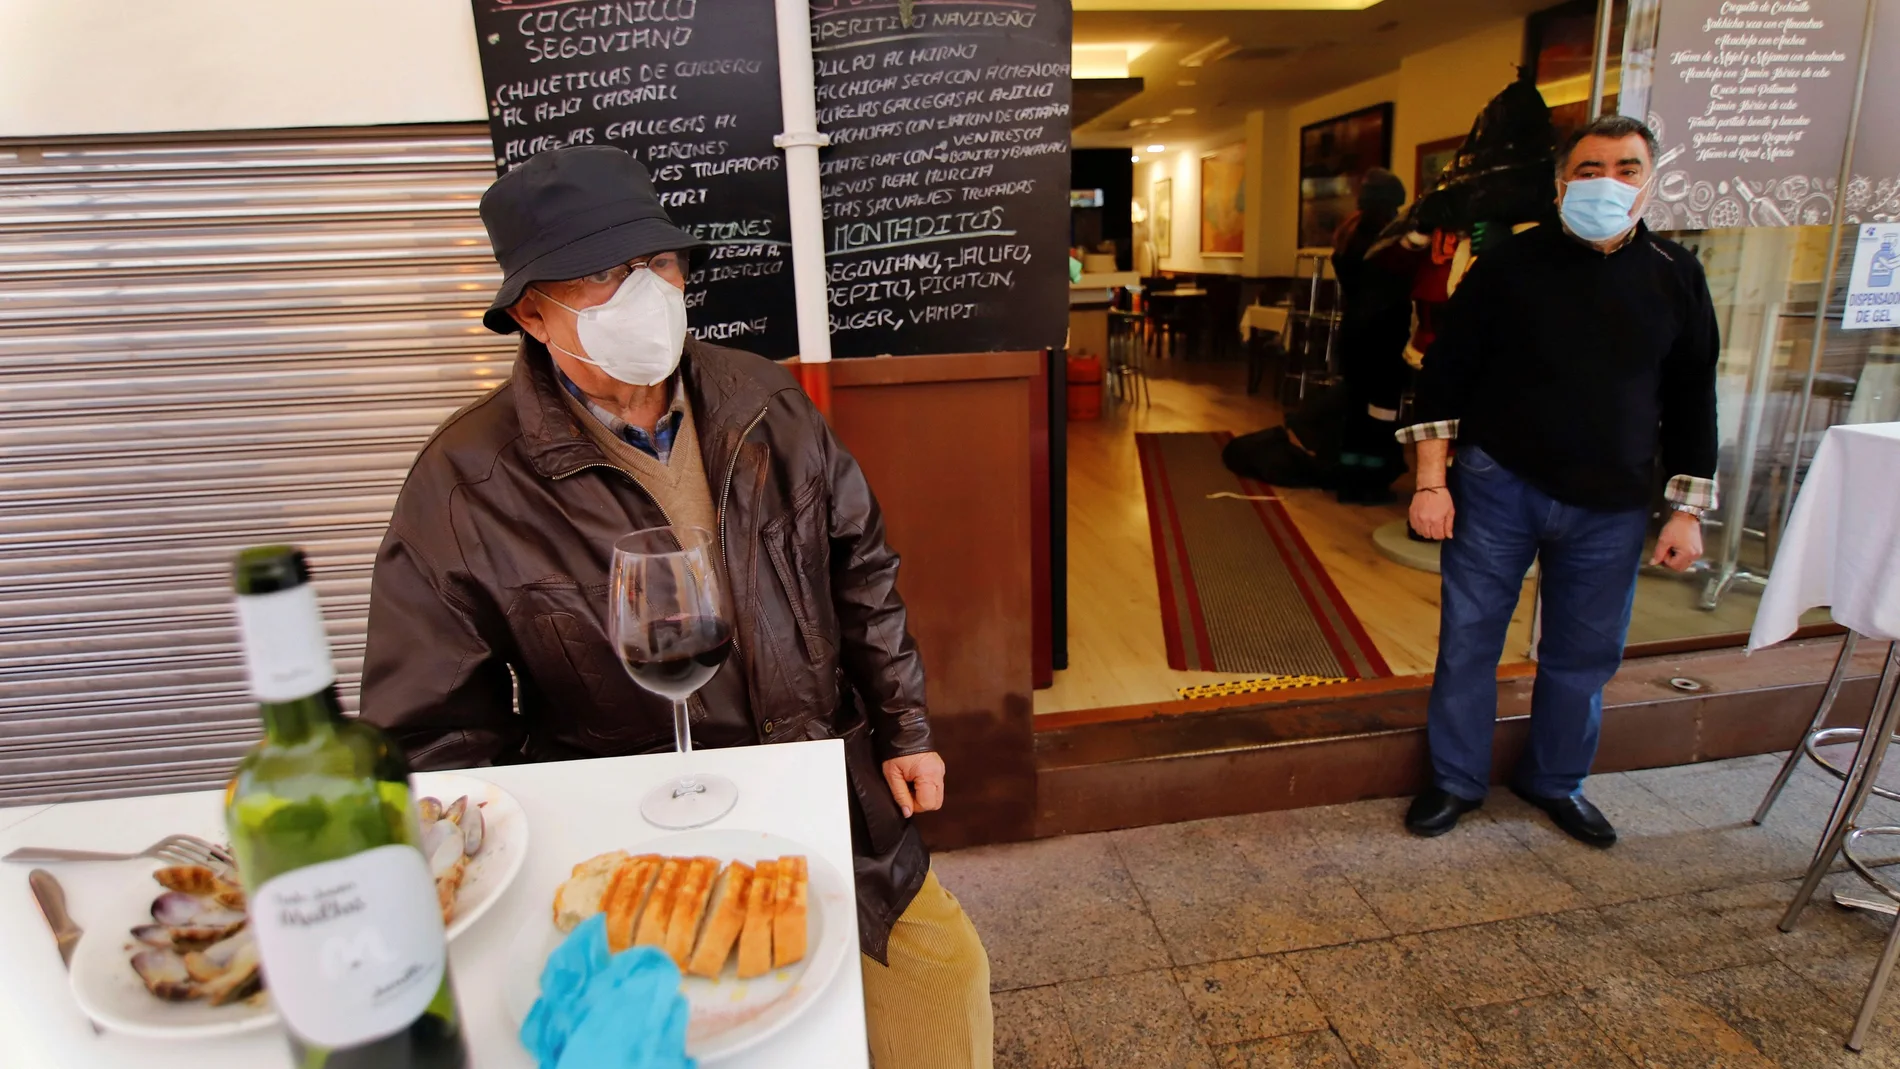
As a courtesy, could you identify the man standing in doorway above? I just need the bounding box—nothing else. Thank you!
[1398,115,1719,846]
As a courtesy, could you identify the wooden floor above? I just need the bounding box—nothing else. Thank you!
[1041,359,1535,716]
[1041,358,1798,716]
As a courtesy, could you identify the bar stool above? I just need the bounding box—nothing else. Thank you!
[1753,633,1900,826]
[1105,310,1150,407]
[1752,423,1900,1050]
[1772,641,1900,1049]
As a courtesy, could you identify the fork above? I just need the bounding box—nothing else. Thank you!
[5,834,237,875]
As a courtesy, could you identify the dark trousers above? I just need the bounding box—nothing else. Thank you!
[1428,446,1648,801]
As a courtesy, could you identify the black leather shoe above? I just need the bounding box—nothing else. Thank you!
[1510,784,1617,848]
[1405,787,1483,837]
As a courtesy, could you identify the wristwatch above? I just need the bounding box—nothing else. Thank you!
[1671,502,1708,520]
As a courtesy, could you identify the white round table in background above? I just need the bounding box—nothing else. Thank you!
[1750,421,1900,650]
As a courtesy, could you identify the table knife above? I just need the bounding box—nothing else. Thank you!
[28,869,102,1034]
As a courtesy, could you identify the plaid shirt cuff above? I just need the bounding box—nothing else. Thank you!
[1395,419,1459,445]
[1665,475,1719,512]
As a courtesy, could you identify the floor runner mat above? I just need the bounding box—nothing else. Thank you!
[1136,431,1390,679]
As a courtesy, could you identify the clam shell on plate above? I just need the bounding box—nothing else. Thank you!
[130,949,197,1002]
[151,892,247,947]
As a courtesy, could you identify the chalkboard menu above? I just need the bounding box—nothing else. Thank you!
[1845,2,1896,223]
[468,0,1071,359]
[811,0,1073,356]
[469,0,799,357]
[1643,0,1863,229]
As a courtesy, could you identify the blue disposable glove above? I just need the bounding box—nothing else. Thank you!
[521,914,696,1069]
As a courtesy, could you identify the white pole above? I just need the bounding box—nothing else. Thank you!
[772,0,833,364]
[1586,0,1615,119]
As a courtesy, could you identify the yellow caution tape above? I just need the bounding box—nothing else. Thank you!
[1177,674,1349,700]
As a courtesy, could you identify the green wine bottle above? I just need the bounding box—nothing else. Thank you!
[223,546,468,1069]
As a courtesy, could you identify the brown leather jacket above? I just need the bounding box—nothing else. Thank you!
[359,337,934,961]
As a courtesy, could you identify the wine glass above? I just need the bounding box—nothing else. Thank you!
[610,525,739,829]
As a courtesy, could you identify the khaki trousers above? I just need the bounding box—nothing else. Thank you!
[860,868,993,1069]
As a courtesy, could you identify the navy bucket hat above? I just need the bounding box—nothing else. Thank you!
[477,146,707,334]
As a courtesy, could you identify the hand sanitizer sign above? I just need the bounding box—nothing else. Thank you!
[1845,224,1900,331]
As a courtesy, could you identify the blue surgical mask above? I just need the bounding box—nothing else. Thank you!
[1559,177,1645,243]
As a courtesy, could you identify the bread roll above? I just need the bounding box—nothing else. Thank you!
[634,857,685,949]
[737,858,778,980]
[773,855,808,968]
[602,855,662,954]
[552,850,630,933]
[686,861,753,979]
[662,857,720,968]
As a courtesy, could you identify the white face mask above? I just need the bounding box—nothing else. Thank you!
[535,267,687,386]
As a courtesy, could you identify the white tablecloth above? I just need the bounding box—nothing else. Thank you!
[0,741,867,1069]
[1239,303,1289,341]
[1750,422,1900,649]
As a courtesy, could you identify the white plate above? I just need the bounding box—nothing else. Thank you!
[501,828,852,1065]
[416,771,531,944]
[68,772,527,1040]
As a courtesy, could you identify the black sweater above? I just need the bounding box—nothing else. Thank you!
[1412,223,1720,511]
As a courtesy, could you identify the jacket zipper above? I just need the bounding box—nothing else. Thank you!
[717,405,771,662]
[564,464,676,528]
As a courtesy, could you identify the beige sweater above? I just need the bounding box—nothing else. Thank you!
[559,389,718,538]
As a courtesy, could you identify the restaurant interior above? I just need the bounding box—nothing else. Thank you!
[1049,0,1890,719]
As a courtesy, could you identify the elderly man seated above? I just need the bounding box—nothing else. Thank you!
[360,145,993,1069]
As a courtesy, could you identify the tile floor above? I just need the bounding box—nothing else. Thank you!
[935,751,1900,1069]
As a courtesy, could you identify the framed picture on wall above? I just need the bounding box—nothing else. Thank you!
[1199,143,1246,257]
[1152,177,1173,259]
[1414,135,1464,200]
[1298,102,1393,248]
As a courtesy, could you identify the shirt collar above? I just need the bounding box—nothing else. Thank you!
[556,368,686,442]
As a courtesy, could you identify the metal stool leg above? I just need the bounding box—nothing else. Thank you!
[1782,643,1900,932]
[1755,631,1863,824]
[1852,887,1900,1050]
[1845,825,1900,1050]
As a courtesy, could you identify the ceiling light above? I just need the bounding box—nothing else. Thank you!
[1171,107,1197,115]
[1131,154,1142,163]
[1146,144,1166,153]
[1150,116,1173,124]
[1178,37,1239,67]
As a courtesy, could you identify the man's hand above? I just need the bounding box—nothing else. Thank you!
[1651,511,1704,571]
[1409,438,1453,540]
[882,751,945,819]
[1410,488,1455,541]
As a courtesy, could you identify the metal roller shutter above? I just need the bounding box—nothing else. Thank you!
[0,125,514,804]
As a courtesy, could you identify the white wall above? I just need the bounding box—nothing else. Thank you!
[0,0,488,138]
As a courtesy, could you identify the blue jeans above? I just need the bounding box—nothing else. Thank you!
[1428,445,1648,801]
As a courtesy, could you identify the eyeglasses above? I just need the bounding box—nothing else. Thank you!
[575,252,686,287]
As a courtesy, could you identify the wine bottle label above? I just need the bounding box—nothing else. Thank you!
[249,845,449,1048]
[234,585,336,702]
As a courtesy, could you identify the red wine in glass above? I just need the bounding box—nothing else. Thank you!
[611,525,739,829]
[621,617,733,701]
